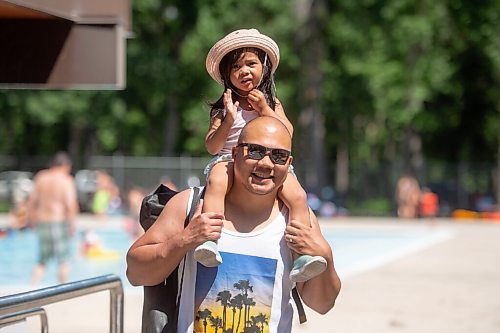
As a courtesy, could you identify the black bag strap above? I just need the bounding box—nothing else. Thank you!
[184,187,204,227]
[292,286,307,323]
[174,186,205,324]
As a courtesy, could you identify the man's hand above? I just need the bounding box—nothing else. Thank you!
[286,214,340,315]
[285,217,331,259]
[183,199,224,248]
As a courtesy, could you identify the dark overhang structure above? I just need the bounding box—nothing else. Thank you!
[0,0,131,89]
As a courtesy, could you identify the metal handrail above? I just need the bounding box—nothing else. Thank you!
[0,307,48,333]
[0,274,123,333]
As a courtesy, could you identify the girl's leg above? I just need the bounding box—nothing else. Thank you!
[203,161,232,215]
[279,174,327,282]
[196,161,233,267]
[279,174,310,228]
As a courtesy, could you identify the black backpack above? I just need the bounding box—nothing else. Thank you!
[139,185,204,333]
[139,184,307,333]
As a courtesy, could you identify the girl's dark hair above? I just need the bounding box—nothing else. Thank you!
[209,47,276,118]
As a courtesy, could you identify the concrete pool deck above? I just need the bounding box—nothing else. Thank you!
[1,215,500,332]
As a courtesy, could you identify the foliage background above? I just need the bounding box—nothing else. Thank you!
[0,0,498,215]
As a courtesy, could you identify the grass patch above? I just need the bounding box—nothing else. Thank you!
[0,202,10,213]
[346,198,392,216]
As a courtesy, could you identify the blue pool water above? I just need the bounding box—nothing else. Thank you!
[0,227,134,290]
[0,224,452,290]
[323,227,452,277]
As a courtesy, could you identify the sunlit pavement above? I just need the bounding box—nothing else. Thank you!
[294,217,500,333]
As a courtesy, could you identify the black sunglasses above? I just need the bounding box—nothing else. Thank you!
[237,143,291,165]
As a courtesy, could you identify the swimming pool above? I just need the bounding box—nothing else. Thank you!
[0,222,453,291]
[323,225,453,277]
[0,227,134,291]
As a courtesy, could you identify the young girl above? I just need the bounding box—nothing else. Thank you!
[198,29,327,283]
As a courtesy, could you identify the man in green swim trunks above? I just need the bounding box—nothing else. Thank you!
[27,151,79,286]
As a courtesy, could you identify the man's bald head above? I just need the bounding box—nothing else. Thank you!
[238,116,292,150]
[232,116,293,196]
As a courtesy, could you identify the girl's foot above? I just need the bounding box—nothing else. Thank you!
[290,255,327,283]
[194,241,223,267]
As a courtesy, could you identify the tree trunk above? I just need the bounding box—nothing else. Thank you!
[497,126,500,206]
[336,141,349,197]
[163,94,179,156]
[295,0,327,195]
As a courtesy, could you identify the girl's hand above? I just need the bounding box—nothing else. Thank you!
[247,89,272,115]
[223,89,238,124]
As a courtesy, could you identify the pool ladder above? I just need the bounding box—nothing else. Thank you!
[0,274,123,332]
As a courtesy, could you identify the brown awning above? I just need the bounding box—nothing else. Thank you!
[0,0,131,89]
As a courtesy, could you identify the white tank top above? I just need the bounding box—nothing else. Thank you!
[220,106,259,155]
[177,199,294,333]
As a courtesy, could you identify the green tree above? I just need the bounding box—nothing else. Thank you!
[122,0,201,156]
[1,0,497,212]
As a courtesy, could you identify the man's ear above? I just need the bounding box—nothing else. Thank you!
[232,146,237,159]
[288,155,293,165]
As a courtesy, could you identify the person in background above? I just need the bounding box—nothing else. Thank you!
[161,176,178,191]
[395,173,421,218]
[92,170,121,216]
[27,151,79,286]
[8,196,30,230]
[419,187,439,218]
[125,186,146,240]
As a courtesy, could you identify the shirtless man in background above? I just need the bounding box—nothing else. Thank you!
[27,151,79,286]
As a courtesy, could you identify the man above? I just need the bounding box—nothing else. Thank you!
[395,173,421,218]
[28,151,79,285]
[127,117,341,332]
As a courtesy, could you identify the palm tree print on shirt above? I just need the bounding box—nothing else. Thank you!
[194,252,277,333]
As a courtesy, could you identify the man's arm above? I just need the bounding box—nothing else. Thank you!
[286,212,341,314]
[26,174,40,226]
[126,189,224,286]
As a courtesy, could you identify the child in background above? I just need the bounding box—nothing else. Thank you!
[197,29,327,282]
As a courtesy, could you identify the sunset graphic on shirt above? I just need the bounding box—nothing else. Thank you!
[194,252,277,333]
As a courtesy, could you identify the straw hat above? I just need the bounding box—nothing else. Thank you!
[206,29,280,85]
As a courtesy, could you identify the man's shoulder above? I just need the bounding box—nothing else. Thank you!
[34,168,49,178]
[33,169,53,184]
